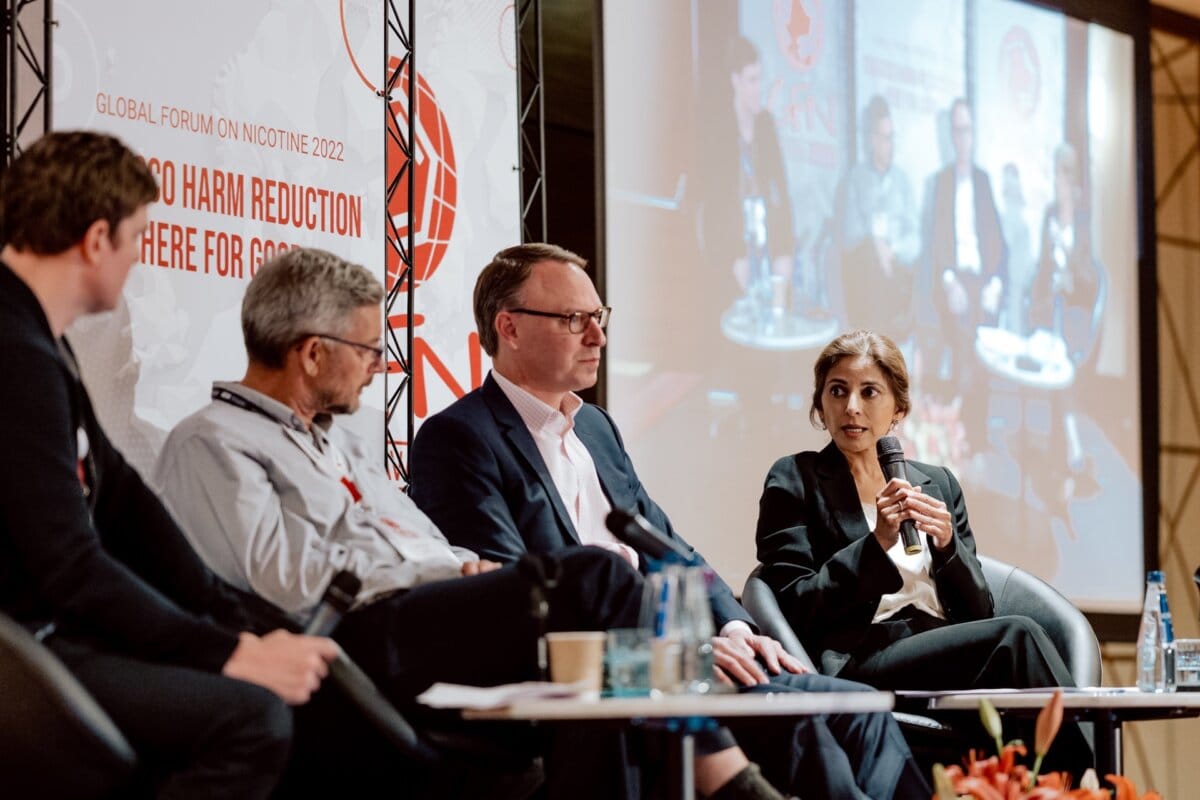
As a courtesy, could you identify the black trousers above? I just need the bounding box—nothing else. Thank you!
[47,636,293,800]
[336,549,646,798]
[733,673,930,800]
[839,612,1094,777]
[335,548,645,701]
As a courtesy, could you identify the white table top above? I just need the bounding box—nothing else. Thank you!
[465,690,894,721]
[906,688,1200,711]
[974,326,1075,389]
[719,303,840,352]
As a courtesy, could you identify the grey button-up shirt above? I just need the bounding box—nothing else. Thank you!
[154,382,477,620]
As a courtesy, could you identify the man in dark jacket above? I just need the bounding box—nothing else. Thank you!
[0,130,337,798]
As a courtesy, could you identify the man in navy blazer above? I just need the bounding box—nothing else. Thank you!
[410,371,753,632]
[411,243,930,800]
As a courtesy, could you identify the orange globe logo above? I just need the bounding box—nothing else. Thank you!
[387,56,458,291]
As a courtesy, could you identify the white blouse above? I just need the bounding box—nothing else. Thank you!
[861,502,946,623]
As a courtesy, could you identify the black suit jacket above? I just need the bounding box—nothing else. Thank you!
[754,442,992,676]
[0,261,242,671]
[409,374,753,631]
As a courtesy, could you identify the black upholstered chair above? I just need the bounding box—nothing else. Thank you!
[977,555,1101,686]
[0,612,137,799]
[742,555,1101,686]
[0,596,540,800]
[743,555,1102,767]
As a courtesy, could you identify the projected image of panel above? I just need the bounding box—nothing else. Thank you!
[604,0,1144,613]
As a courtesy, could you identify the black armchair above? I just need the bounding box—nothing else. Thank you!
[0,613,136,799]
[743,555,1102,768]
[0,591,540,800]
[742,555,1100,687]
[978,555,1100,686]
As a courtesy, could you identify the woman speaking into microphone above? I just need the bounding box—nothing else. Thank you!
[753,329,1079,698]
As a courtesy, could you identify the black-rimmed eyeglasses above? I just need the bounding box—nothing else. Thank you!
[507,306,612,333]
[304,333,386,362]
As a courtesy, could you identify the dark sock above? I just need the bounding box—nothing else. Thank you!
[707,763,789,800]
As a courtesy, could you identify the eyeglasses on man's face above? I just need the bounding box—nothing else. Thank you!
[304,333,386,363]
[507,306,612,334]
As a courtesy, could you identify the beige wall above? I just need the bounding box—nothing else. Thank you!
[1116,20,1200,799]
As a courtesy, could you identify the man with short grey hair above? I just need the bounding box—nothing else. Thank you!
[156,246,453,615]
[241,246,386,371]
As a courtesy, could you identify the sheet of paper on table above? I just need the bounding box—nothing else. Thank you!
[416,681,591,709]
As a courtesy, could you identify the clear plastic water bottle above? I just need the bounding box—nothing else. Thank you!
[1136,571,1175,692]
[645,566,681,693]
[1136,572,1162,692]
[1159,580,1177,693]
[644,564,716,694]
[678,567,716,694]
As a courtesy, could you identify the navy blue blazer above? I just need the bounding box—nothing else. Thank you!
[755,442,993,676]
[410,374,753,630]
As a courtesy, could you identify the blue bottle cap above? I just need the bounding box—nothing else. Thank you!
[1148,570,1165,582]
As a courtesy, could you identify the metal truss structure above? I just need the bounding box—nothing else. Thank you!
[2,0,51,166]
[516,0,547,243]
[382,0,546,481]
[383,0,416,484]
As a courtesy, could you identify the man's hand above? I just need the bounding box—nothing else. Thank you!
[711,629,810,687]
[222,630,338,705]
[461,559,502,577]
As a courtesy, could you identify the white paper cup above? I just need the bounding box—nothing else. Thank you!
[545,631,606,692]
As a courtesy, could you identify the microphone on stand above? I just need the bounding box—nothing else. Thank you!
[605,508,699,566]
[875,435,922,555]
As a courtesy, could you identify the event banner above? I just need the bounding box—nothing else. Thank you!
[52,0,519,477]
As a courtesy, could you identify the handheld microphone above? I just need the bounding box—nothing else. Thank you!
[875,435,922,555]
[304,570,362,636]
[605,508,698,566]
[297,570,437,761]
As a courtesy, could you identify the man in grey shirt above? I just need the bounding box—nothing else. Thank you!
[156,375,475,618]
[156,246,802,800]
